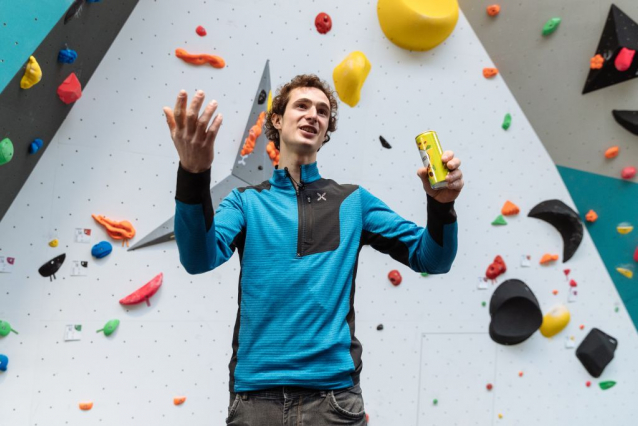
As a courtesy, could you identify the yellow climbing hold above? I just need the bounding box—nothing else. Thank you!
[616,223,633,234]
[48,239,59,248]
[20,56,42,89]
[616,267,633,279]
[332,51,371,107]
[267,90,273,113]
[540,304,570,337]
[377,0,459,51]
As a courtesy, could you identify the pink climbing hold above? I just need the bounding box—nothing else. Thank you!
[614,47,635,72]
[57,72,82,104]
[621,166,636,179]
[196,25,207,36]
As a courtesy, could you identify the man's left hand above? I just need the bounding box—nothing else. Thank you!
[417,151,464,204]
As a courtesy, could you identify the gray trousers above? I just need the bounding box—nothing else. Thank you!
[226,383,368,425]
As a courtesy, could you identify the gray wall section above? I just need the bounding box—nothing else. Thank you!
[0,1,139,223]
[458,0,638,179]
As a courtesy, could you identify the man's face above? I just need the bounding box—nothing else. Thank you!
[272,87,330,153]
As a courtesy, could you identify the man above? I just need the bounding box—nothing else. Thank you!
[163,74,463,425]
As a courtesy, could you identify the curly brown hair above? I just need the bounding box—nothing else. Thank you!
[264,74,339,151]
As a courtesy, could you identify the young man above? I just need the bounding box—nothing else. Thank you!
[164,74,463,425]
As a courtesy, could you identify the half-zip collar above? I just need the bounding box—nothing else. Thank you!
[270,161,322,190]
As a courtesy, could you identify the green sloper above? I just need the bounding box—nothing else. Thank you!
[558,166,638,332]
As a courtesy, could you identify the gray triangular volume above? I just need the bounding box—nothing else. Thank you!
[127,174,250,251]
[128,61,273,251]
[231,60,275,185]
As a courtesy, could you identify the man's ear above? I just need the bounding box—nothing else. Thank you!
[271,113,282,130]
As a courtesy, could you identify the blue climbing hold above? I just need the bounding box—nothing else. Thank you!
[28,138,44,154]
[58,49,78,64]
[92,241,113,259]
[0,354,8,372]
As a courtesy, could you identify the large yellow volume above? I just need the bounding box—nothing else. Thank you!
[332,51,371,107]
[377,0,459,51]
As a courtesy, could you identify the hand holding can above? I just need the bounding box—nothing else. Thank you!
[415,131,449,190]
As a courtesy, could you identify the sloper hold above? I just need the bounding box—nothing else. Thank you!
[582,5,638,94]
[332,51,371,107]
[576,328,618,378]
[612,110,638,136]
[528,200,583,262]
[489,279,542,345]
[38,254,66,281]
[57,73,82,104]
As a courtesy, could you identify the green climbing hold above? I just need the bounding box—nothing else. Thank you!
[502,113,512,130]
[482,301,487,307]
[599,380,616,390]
[97,319,120,336]
[433,399,438,405]
[0,138,14,166]
[420,272,429,277]
[542,17,561,36]
[0,320,19,337]
[492,215,507,226]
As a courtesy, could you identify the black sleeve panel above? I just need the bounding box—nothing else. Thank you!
[426,194,457,246]
[175,162,214,232]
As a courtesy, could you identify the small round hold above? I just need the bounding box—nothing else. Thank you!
[433,399,438,405]
[58,48,78,64]
[586,381,591,387]
[315,12,332,34]
[196,25,207,36]
[486,383,493,391]
[518,371,523,377]
[621,166,636,180]
[377,324,384,331]
[486,4,500,16]
[388,270,402,286]
[28,138,44,154]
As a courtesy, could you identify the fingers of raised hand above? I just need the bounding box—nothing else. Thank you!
[173,90,187,130]
[186,90,206,136]
[195,100,219,142]
[445,169,464,190]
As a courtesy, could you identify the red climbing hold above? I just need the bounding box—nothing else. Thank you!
[57,72,82,104]
[315,12,332,34]
[486,383,493,391]
[196,25,207,36]
[388,270,402,286]
[614,47,635,72]
[633,246,638,262]
[119,273,163,307]
[569,279,577,287]
[621,166,636,179]
[485,255,506,280]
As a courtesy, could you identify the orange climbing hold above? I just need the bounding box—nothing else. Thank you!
[605,146,619,159]
[175,48,225,68]
[240,111,266,156]
[585,210,598,222]
[91,214,136,247]
[483,67,498,78]
[174,396,186,405]
[540,253,559,264]
[266,141,280,167]
[79,401,93,410]
[590,54,604,69]
[501,200,520,216]
[486,5,501,16]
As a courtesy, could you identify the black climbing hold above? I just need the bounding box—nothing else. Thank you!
[612,110,638,136]
[489,279,542,345]
[379,136,392,149]
[377,324,384,331]
[38,254,66,281]
[576,328,618,378]
[258,89,267,105]
[528,200,583,262]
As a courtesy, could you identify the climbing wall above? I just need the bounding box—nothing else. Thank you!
[1,1,637,425]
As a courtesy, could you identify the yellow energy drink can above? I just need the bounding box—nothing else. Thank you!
[415,131,449,190]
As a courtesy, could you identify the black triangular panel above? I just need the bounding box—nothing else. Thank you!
[582,4,638,94]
